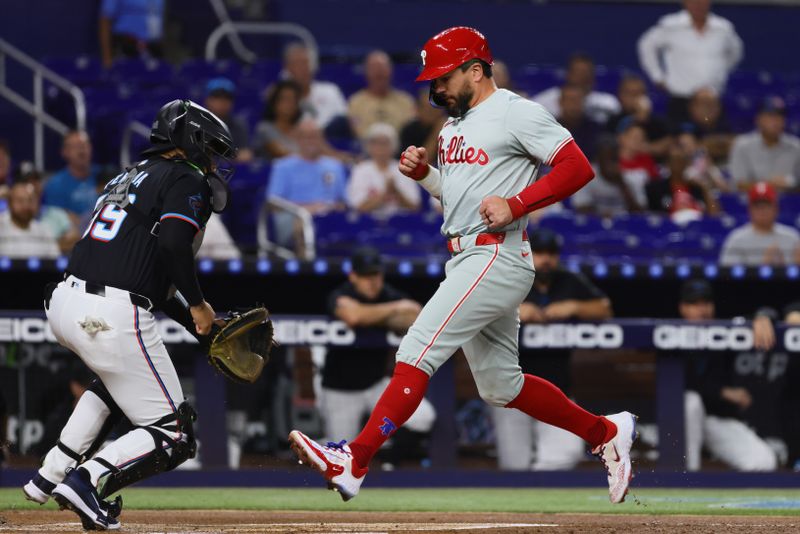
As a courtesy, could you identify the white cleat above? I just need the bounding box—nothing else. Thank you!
[288,430,368,502]
[592,411,638,504]
[22,480,51,504]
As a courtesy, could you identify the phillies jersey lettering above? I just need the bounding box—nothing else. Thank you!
[436,89,571,237]
[437,135,490,166]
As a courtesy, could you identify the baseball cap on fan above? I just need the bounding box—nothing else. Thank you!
[351,247,384,275]
[759,95,787,116]
[680,279,714,304]
[206,78,236,99]
[748,182,777,205]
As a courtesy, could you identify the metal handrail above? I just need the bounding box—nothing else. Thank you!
[207,0,259,65]
[205,22,319,70]
[0,38,86,171]
[257,197,316,260]
[120,120,152,168]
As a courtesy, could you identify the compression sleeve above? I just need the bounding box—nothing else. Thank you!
[505,140,594,219]
[158,218,204,306]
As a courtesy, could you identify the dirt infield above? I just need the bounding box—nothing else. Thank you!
[1,510,798,533]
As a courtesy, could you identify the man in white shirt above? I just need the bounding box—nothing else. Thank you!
[719,182,800,266]
[283,43,348,129]
[532,53,620,126]
[637,0,743,123]
[0,182,59,258]
[347,123,421,218]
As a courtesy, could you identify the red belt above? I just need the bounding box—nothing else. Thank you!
[447,230,528,254]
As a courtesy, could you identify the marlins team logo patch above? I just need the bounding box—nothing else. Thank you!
[188,194,205,218]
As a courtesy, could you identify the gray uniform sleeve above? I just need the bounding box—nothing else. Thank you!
[506,100,572,165]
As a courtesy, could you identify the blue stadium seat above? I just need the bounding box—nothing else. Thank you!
[176,59,242,83]
[109,58,174,87]
[43,56,105,86]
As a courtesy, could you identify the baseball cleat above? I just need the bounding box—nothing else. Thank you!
[288,430,368,502]
[592,411,638,504]
[23,473,56,504]
[52,467,120,531]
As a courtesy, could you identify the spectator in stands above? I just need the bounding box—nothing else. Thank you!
[752,301,800,470]
[197,214,240,260]
[719,182,800,266]
[681,87,734,162]
[99,0,165,68]
[282,42,348,130]
[267,119,347,248]
[348,50,415,140]
[676,124,728,192]
[680,279,778,471]
[617,117,661,207]
[0,182,59,258]
[573,135,643,216]
[533,53,620,125]
[44,131,100,222]
[606,74,671,159]
[556,84,603,159]
[253,80,303,160]
[492,229,612,471]
[0,139,10,194]
[204,78,253,163]
[646,144,720,223]
[323,247,435,462]
[399,89,447,162]
[16,164,79,254]
[637,0,743,124]
[347,123,421,218]
[491,60,519,94]
[729,96,800,192]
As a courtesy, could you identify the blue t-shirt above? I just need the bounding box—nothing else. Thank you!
[267,155,347,205]
[44,165,100,216]
[101,0,164,41]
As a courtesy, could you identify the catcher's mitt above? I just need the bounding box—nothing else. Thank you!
[208,306,275,383]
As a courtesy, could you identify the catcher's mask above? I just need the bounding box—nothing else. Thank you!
[145,99,237,212]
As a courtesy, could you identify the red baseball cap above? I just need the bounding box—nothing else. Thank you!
[416,27,493,82]
[748,182,777,205]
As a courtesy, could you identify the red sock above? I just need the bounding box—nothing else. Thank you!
[506,374,617,449]
[348,362,429,469]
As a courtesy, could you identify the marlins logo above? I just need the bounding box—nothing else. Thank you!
[188,194,205,218]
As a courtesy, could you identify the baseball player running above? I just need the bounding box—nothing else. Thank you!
[22,100,237,530]
[289,27,637,504]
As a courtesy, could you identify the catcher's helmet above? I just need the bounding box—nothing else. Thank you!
[146,99,237,177]
[416,26,493,82]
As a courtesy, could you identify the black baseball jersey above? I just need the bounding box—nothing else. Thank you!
[67,158,212,304]
[323,281,408,391]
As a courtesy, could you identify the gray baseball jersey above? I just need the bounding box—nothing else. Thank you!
[396,89,574,405]
[437,88,572,237]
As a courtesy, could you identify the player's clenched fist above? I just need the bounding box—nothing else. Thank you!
[399,146,430,181]
[479,196,513,230]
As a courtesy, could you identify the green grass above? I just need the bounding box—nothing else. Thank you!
[2,488,800,516]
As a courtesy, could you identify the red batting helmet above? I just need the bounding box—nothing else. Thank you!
[415,26,493,82]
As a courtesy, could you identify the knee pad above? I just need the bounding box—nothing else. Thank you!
[473,367,524,407]
[96,401,197,499]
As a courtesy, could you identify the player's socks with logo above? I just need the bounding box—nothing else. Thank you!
[348,362,430,469]
[505,374,617,448]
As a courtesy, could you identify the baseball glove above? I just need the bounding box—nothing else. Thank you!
[208,306,274,384]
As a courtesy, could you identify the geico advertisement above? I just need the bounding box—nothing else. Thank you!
[0,317,402,347]
[520,324,625,349]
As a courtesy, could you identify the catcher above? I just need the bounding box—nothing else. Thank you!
[22,99,273,531]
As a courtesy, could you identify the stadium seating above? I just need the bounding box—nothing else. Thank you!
[32,56,800,262]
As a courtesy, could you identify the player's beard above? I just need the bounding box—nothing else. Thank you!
[445,83,474,118]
